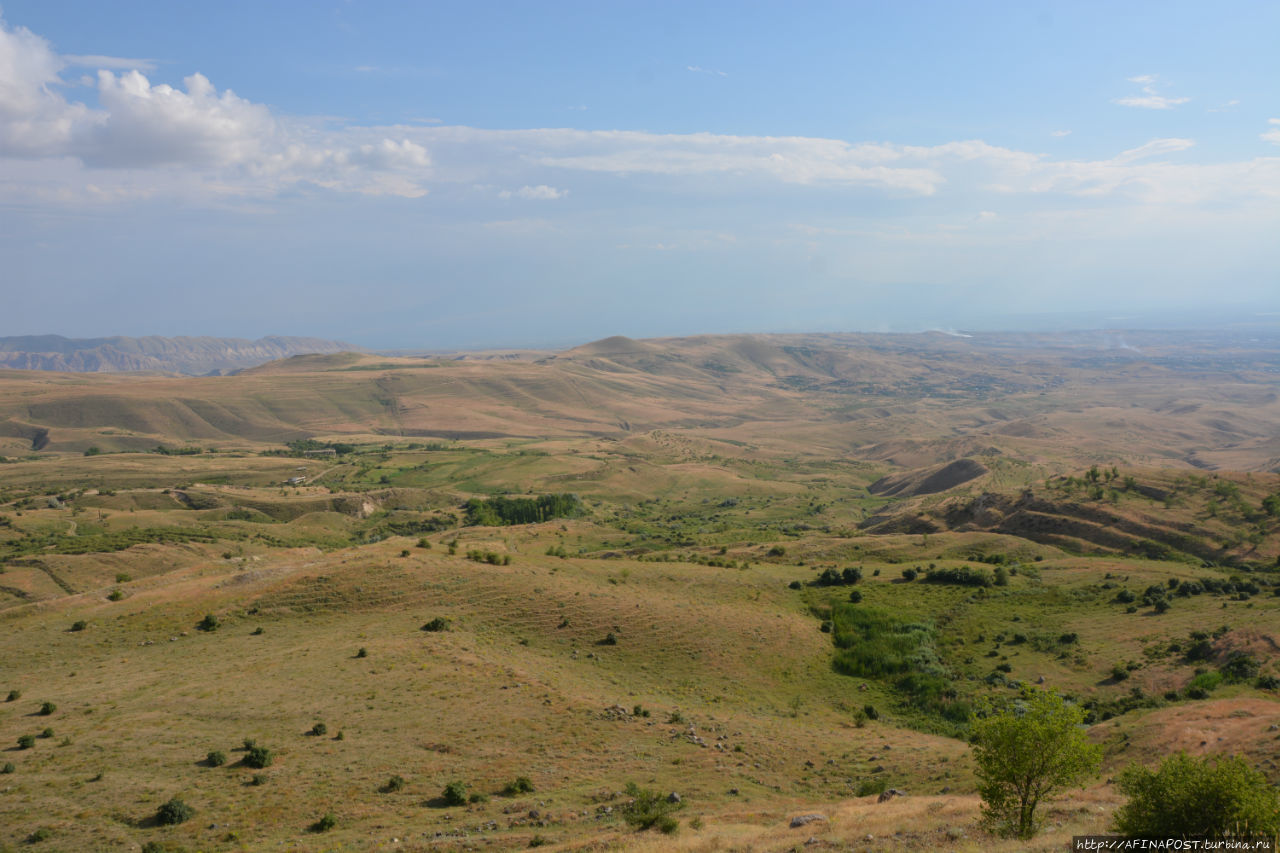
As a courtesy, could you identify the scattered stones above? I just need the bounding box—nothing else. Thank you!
[666,792,681,804]
[790,813,827,828]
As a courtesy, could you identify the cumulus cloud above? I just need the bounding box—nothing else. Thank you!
[1114,74,1189,109]
[0,16,89,156]
[1264,119,1280,145]
[0,15,433,197]
[686,65,728,77]
[499,184,567,200]
[81,70,275,167]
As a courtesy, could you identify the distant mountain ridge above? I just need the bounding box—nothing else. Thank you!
[0,335,361,375]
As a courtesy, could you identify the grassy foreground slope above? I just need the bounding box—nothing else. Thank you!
[0,330,1278,851]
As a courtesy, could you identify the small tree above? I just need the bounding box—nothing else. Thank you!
[1113,752,1280,839]
[971,690,1101,838]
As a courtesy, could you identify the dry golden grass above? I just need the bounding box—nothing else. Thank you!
[2,331,1280,850]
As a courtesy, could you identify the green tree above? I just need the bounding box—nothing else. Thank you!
[1113,752,1280,839]
[971,690,1101,838]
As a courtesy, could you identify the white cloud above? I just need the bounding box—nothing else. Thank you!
[1114,74,1189,109]
[1263,119,1280,145]
[687,65,728,77]
[0,15,90,156]
[63,54,157,72]
[1111,137,1195,164]
[499,184,568,200]
[0,16,433,197]
[1115,94,1190,109]
[3,18,1279,214]
[509,128,948,194]
[82,70,275,167]
[1051,130,1071,137]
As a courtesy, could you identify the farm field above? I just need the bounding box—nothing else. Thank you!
[1,330,1278,851]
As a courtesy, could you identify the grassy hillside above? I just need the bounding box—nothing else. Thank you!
[1,330,1278,851]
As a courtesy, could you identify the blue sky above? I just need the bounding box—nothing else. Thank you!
[1,1,1278,348]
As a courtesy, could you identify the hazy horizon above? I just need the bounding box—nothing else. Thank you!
[2,1,1278,350]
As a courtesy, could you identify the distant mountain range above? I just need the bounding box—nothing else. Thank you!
[0,335,361,375]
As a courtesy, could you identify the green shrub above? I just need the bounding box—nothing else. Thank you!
[5,689,19,702]
[599,632,618,645]
[197,613,219,632]
[251,773,268,786]
[0,762,12,773]
[922,566,992,587]
[70,620,87,632]
[38,701,55,716]
[309,722,327,737]
[26,828,52,843]
[502,776,535,796]
[382,774,406,793]
[17,734,34,749]
[421,617,449,632]
[356,647,368,658]
[621,782,683,831]
[206,750,226,767]
[39,727,53,739]
[107,589,124,601]
[1188,671,1223,693]
[441,780,468,806]
[155,796,195,826]
[1220,653,1259,682]
[310,813,337,833]
[469,792,488,803]
[244,745,273,768]
[1113,752,1280,839]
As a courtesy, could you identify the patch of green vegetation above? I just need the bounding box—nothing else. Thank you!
[830,604,970,729]
[463,493,583,526]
